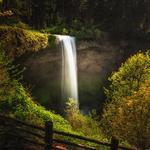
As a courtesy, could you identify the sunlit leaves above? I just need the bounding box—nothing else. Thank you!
[0,10,13,16]
[102,82,150,149]
[105,52,150,102]
[102,52,150,149]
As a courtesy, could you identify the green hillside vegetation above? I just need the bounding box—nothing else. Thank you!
[0,26,107,145]
[0,26,49,58]
[0,26,73,133]
[0,49,108,149]
[0,50,72,132]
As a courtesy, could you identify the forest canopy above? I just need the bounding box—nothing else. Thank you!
[1,0,150,38]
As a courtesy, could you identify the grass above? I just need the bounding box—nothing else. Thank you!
[0,51,72,132]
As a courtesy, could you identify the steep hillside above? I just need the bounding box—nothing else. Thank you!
[0,26,73,133]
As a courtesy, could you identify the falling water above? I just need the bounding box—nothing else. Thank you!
[57,35,78,106]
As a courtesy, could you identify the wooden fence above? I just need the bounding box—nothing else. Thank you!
[0,114,135,150]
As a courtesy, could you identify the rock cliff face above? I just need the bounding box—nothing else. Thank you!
[77,41,123,112]
[19,39,124,113]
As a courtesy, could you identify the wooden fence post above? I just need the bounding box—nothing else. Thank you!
[45,121,53,150]
[110,137,119,150]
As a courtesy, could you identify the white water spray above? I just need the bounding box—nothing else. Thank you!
[57,35,78,106]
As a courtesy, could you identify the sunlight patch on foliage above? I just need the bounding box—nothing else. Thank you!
[0,10,14,16]
[66,98,108,142]
[0,50,72,132]
[0,26,49,58]
[102,52,150,149]
[104,52,150,102]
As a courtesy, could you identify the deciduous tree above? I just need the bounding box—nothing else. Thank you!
[102,52,150,149]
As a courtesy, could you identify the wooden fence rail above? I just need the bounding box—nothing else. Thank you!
[0,114,135,150]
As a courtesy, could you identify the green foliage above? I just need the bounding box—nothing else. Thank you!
[41,24,104,41]
[66,98,108,142]
[0,16,19,26]
[1,53,24,81]
[48,35,57,48]
[11,21,31,29]
[102,82,150,149]
[41,25,67,34]
[0,50,9,82]
[0,26,48,58]
[0,50,72,132]
[105,52,150,102]
[102,52,150,149]
[70,26,104,41]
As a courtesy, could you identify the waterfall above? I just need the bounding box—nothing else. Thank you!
[57,35,78,106]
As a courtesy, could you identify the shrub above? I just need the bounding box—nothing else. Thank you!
[65,98,107,141]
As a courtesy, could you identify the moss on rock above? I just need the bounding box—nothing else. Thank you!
[0,26,49,58]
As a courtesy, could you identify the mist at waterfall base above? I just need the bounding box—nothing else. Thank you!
[57,35,79,107]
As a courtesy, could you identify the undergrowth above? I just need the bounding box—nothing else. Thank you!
[0,49,72,132]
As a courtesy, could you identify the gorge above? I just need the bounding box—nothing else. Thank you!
[19,36,125,113]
